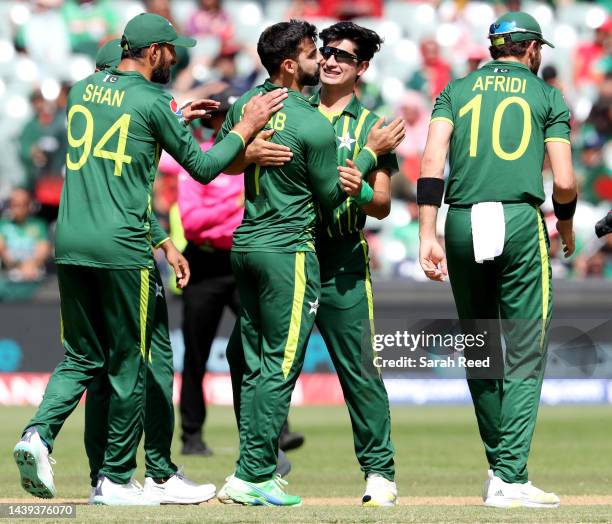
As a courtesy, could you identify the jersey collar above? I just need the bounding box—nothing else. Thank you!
[261,78,310,103]
[486,60,532,72]
[308,89,361,118]
[106,67,147,80]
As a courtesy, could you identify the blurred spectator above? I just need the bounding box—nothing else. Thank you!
[573,17,611,90]
[212,43,259,93]
[14,0,71,67]
[320,0,383,19]
[586,87,612,141]
[18,89,67,216]
[0,188,51,285]
[575,234,612,278]
[395,90,430,184]
[465,45,488,74]
[186,0,235,44]
[62,0,119,58]
[578,132,611,205]
[541,65,563,91]
[286,0,324,19]
[145,0,179,27]
[407,38,452,101]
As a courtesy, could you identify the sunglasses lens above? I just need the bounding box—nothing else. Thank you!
[320,46,333,59]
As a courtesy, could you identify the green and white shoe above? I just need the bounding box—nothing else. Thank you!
[220,474,302,506]
[13,427,56,499]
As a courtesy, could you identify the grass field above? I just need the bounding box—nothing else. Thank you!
[1,405,611,523]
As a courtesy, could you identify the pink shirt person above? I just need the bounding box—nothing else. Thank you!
[159,138,243,251]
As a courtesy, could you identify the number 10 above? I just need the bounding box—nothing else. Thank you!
[458,94,532,161]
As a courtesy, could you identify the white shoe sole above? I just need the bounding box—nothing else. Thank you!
[13,443,55,499]
[484,496,560,509]
[92,495,160,506]
[151,487,217,505]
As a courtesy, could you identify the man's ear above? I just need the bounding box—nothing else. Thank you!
[280,58,296,76]
[357,60,369,78]
[528,40,540,53]
[147,44,160,65]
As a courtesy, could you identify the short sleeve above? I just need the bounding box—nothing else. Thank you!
[430,83,454,126]
[544,87,571,145]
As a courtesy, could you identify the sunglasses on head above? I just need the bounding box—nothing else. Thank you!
[319,46,360,63]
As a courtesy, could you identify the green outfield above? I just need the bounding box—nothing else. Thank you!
[1,405,611,523]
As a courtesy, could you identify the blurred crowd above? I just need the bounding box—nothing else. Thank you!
[0,0,610,300]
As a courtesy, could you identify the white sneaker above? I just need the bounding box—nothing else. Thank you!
[484,474,560,508]
[217,474,236,504]
[13,427,56,498]
[92,475,160,506]
[482,469,494,502]
[362,473,398,507]
[88,487,95,505]
[143,470,216,504]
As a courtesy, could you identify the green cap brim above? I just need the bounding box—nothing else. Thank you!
[507,32,555,48]
[168,35,196,48]
[540,37,554,48]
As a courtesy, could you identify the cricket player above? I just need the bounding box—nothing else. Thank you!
[215,20,382,506]
[417,12,577,508]
[312,22,400,507]
[13,12,286,505]
[243,21,404,506]
[81,39,215,505]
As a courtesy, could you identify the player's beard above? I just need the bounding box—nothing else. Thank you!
[151,55,172,85]
[297,64,320,87]
[528,47,541,75]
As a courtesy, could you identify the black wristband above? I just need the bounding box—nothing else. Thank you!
[552,195,577,221]
[417,177,445,207]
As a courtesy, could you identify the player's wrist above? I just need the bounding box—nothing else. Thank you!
[354,181,374,206]
[233,121,256,146]
[552,195,577,221]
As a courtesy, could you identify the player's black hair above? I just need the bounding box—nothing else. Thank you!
[488,38,532,60]
[320,22,383,61]
[257,19,318,76]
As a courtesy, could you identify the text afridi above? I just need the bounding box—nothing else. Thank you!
[83,84,126,108]
[472,75,527,94]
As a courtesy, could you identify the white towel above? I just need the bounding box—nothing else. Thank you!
[471,202,505,264]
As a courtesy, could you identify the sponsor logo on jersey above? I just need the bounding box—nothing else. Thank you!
[170,98,182,116]
[493,67,510,73]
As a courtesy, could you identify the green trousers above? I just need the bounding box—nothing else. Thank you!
[445,203,552,484]
[231,250,320,483]
[84,267,177,486]
[316,234,395,482]
[26,265,155,484]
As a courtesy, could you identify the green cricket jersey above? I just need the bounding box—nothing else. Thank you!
[309,91,398,238]
[217,79,376,253]
[55,67,245,269]
[431,60,570,206]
